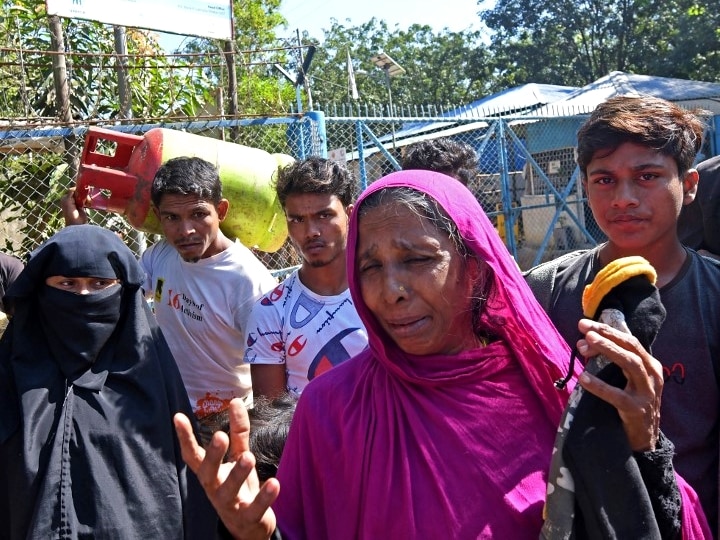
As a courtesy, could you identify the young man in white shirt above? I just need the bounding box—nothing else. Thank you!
[244,157,367,398]
[63,156,277,442]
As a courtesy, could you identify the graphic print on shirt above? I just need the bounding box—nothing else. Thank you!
[245,271,368,396]
[247,286,362,368]
[160,280,205,322]
[195,392,232,418]
[290,290,323,330]
[307,327,362,380]
[244,322,288,363]
[663,362,686,384]
[262,282,285,305]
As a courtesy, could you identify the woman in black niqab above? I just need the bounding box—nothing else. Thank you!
[0,225,217,539]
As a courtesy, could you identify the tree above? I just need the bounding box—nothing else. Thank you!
[303,18,493,111]
[0,0,221,120]
[0,0,299,123]
[0,0,297,252]
[632,1,720,81]
[179,0,295,116]
[480,0,720,87]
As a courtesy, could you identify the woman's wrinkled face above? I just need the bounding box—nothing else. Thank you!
[45,276,120,295]
[356,201,480,356]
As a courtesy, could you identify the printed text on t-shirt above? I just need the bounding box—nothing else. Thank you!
[167,289,205,321]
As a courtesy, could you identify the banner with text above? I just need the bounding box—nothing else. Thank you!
[45,0,233,40]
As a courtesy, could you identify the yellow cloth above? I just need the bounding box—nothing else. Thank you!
[582,256,657,318]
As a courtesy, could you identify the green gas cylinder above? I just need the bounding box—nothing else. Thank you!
[74,127,291,253]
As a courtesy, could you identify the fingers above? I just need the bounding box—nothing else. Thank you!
[227,397,251,462]
[60,187,76,205]
[213,450,255,503]
[190,430,232,497]
[577,318,662,386]
[248,477,281,521]
[215,452,266,516]
[173,412,206,473]
[60,189,77,212]
[579,367,661,452]
[207,450,279,539]
[175,407,279,539]
[576,318,663,451]
[60,188,89,225]
[576,370,637,415]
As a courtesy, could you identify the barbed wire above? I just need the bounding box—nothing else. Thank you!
[0,43,308,58]
[0,110,305,129]
[0,59,283,70]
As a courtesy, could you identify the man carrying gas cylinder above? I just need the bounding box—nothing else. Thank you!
[62,156,277,444]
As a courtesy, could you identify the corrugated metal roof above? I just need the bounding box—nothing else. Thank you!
[349,72,720,156]
[529,71,720,116]
[394,83,578,139]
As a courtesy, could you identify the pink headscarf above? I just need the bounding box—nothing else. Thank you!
[344,171,575,418]
[273,171,576,538]
[273,170,710,539]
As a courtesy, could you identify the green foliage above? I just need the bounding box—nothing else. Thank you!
[480,0,720,86]
[0,1,52,117]
[235,0,285,49]
[178,0,295,119]
[0,152,70,252]
[305,18,493,109]
[0,0,295,254]
[0,0,220,120]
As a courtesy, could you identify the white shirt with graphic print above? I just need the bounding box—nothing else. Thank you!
[141,239,277,417]
[243,269,368,396]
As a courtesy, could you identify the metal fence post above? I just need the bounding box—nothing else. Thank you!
[306,110,327,157]
[497,120,518,259]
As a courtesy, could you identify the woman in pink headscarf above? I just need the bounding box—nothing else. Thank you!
[175,170,710,539]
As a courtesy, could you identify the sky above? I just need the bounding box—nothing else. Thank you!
[158,0,489,50]
[280,0,486,39]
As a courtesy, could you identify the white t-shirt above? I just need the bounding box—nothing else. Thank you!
[141,239,277,417]
[243,269,368,396]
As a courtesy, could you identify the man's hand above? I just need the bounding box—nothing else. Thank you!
[575,318,664,452]
[60,188,89,226]
[174,399,280,540]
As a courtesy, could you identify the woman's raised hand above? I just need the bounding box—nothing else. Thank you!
[174,398,280,540]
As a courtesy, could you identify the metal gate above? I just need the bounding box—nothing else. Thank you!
[322,113,603,269]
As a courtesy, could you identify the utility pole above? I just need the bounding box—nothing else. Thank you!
[48,15,79,181]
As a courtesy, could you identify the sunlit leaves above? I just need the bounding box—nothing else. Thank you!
[480,0,720,85]
[305,18,492,109]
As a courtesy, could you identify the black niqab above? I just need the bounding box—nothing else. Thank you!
[0,225,217,539]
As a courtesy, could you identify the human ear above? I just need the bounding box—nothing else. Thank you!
[217,199,230,221]
[681,169,699,206]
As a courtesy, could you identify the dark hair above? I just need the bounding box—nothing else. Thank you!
[576,95,706,179]
[401,138,478,186]
[150,156,223,207]
[274,156,356,208]
[248,393,297,482]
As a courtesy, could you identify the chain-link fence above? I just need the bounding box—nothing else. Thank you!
[323,109,717,269]
[0,115,326,274]
[2,109,717,272]
[325,114,581,269]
